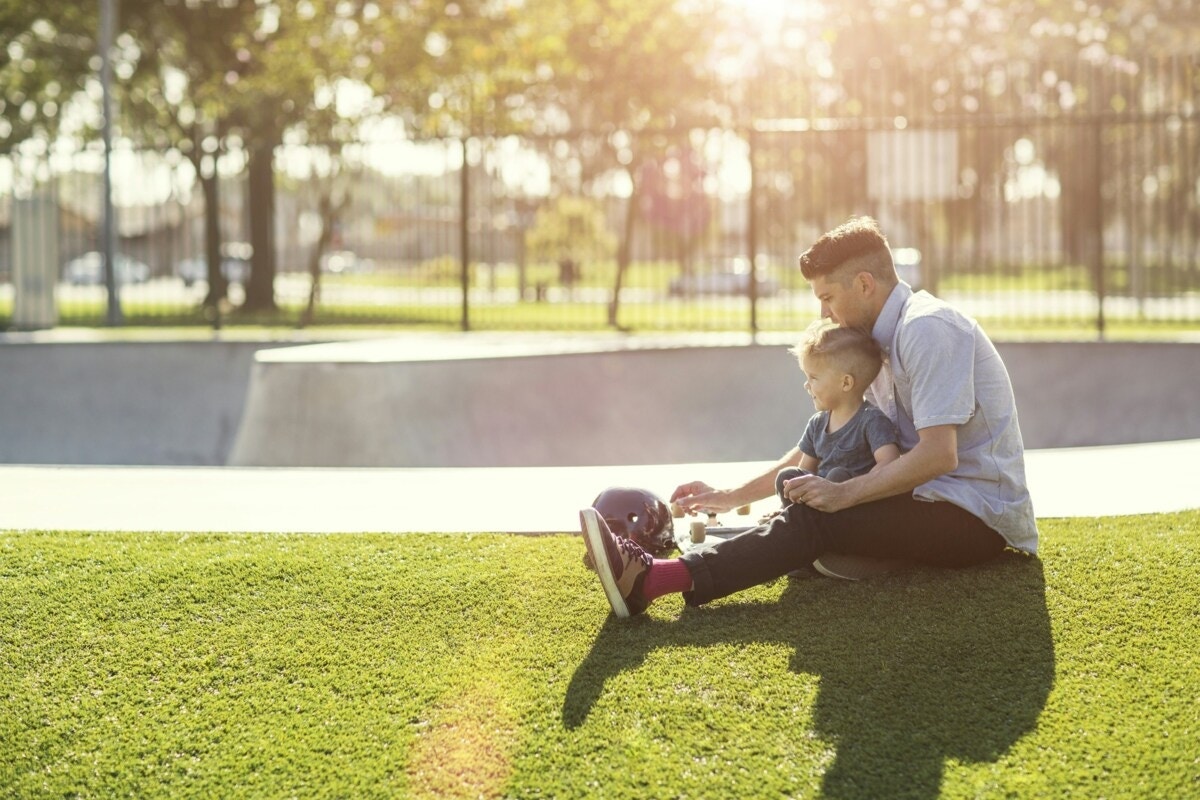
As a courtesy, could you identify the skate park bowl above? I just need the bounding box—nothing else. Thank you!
[226,335,1200,468]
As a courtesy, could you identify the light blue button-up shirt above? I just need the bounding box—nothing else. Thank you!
[867,282,1039,553]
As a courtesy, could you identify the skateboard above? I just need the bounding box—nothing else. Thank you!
[669,501,761,553]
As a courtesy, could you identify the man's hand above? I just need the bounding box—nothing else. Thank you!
[783,473,856,514]
[670,481,738,514]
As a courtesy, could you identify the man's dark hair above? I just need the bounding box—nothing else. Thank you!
[799,216,896,285]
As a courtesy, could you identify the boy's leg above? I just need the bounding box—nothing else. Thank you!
[824,466,854,483]
[775,466,809,504]
[679,494,1005,606]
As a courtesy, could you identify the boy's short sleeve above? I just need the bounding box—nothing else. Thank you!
[863,407,900,453]
[798,412,823,458]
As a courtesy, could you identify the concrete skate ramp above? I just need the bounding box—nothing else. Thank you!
[228,336,1200,468]
[0,340,293,466]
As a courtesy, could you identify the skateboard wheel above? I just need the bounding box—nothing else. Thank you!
[736,504,751,515]
[690,521,706,543]
[669,502,684,518]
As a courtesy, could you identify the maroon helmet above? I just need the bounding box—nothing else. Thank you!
[591,486,676,557]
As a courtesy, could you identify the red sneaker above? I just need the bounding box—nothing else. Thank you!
[579,507,652,617]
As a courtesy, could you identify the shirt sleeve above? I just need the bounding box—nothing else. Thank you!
[863,406,900,452]
[798,412,823,458]
[898,315,977,429]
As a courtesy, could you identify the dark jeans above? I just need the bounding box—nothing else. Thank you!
[679,493,1006,607]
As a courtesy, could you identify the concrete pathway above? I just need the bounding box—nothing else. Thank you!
[1,439,1196,534]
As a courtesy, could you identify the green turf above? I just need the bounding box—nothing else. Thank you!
[5,293,1199,338]
[2,513,1198,799]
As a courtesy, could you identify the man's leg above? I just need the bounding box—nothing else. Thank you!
[680,503,834,605]
[680,494,1005,606]
[815,494,1006,567]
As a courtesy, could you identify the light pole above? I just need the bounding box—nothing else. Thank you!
[99,0,122,325]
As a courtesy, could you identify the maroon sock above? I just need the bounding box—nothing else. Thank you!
[642,558,694,600]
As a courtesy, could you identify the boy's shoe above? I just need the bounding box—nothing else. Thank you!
[579,507,653,618]
[812,553,914,581]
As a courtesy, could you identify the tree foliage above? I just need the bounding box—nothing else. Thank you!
[0,3,97,152]
[5,0,1197,320]
[525,195,616,267]
[8,0,1195,153]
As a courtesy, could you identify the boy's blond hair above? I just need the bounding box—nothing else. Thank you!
[791,319,885,392]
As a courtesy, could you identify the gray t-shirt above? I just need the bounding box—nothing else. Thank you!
[798,401,899,479]
[867,282,1039,554]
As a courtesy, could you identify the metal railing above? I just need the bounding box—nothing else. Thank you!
[2,56,1198,336]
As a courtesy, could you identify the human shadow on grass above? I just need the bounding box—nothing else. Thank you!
[563,553,1054,799]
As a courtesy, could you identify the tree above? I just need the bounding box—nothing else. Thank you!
[119,0,262,309]
[119,0,370,312]
[524,195,617,290]
[0,4,97,153]
[727,0,1199,285]
[514,0,727,327]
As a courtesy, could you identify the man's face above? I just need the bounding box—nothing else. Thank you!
[809,273,872,331]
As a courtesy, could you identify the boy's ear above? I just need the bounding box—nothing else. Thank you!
[841,373,856,393]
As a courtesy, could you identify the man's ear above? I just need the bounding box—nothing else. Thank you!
[856,270,877,297]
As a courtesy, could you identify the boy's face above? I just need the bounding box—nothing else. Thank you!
[801,353,847,412]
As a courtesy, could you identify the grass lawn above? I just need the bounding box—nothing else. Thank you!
[2,512,1198,799]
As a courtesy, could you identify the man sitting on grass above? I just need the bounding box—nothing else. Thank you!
[579,216,1038,617]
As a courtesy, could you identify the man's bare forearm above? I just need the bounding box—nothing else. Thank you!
[844,427,958,507]
[729,447,802,505]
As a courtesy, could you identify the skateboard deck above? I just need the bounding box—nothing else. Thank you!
[669,503,763,554]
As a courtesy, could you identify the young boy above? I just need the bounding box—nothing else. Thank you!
[774,319,900,508]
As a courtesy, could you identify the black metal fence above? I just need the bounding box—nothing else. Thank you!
[2,56,1198,335]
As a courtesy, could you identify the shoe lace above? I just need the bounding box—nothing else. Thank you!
[616,535,653,568]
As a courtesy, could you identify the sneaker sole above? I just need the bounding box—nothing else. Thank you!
[580,508,630,618]
[813,553,913,581]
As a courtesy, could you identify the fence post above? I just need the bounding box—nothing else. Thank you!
[1091,119,1106,340]
[460,137,471,332]
[746,127,759,340]
[99,0,122,326]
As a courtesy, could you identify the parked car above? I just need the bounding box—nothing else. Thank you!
[893,247,923,290]
[175,243,252,287]
[668,257,779,298]
[319,250,374,275]
[62,252,151,285]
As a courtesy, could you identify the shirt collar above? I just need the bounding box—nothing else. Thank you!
[870,281,913,355]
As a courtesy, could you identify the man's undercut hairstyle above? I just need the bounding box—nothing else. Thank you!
[792,319,885,390]
[799,216,897,286]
